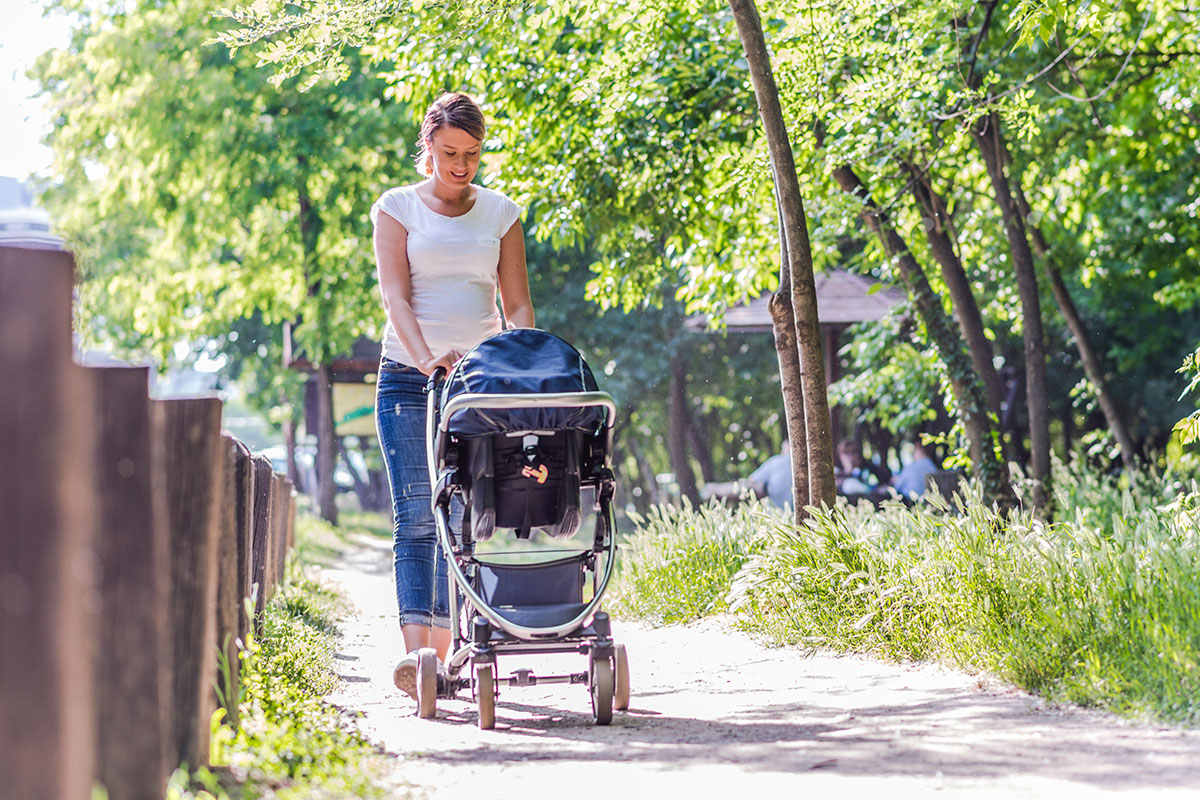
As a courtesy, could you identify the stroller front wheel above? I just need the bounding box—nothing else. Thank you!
[590,654,614,725]
[614,643,630,711]
[416,648,438,719]
[475,662,496,730]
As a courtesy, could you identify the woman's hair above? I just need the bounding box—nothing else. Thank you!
[415,92,486,176]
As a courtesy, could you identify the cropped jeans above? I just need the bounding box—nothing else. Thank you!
[375,358,461,628]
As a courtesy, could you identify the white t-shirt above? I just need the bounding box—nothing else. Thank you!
[370,183,522,366]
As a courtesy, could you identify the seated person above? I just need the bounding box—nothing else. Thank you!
[836,440,876,496]
[891,441,940,499]
[748,440,792,510]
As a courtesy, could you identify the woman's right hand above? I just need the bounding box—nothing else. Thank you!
[418,349,463,377]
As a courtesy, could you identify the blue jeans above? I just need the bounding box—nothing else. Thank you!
[375,359,460,628]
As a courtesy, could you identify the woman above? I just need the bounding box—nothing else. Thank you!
[371,92,534,699]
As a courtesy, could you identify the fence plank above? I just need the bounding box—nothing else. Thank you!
[263,474,279,601]
[92,366,171,799]
[234,443,256,650]
[215,437,252,730]
[0,247,99,800]
[285,482,296,551]
[271,473,289,592]
[250,455,275,629]
[158,397,224,771]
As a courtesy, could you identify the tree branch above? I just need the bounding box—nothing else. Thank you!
[965,0,1002,90]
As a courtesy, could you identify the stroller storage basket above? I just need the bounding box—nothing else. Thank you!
[473,553,588,606]
[473,553,589,631]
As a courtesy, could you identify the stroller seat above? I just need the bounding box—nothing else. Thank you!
[440,329,606,542]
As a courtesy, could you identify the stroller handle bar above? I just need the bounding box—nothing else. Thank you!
[438,392,617,434]
[425,365,448,393]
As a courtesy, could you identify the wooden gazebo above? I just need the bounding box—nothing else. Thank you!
[690,269,905,369]
[689,269,907,445]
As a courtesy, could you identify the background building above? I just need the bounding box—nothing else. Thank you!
[0,176,63,250]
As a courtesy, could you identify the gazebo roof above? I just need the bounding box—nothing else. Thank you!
[691,270,907,332]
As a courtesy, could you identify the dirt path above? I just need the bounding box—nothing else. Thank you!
[322,533,1200,799]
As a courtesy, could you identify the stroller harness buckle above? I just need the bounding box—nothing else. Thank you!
[521,463,549,484]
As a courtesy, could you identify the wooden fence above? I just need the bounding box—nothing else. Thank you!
[0,246,296,800]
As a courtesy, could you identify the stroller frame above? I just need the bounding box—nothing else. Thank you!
[418,367,628,727]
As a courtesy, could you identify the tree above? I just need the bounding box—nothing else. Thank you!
[95,0,1200,519]
[215,0,842,516]
[829,163,1010,505]
[35,0,418,522]
[728,0,837,515]
[970,109,1052,510]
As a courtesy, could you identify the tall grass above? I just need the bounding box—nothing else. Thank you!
[610,500,765,624]
[619,461,1200,725]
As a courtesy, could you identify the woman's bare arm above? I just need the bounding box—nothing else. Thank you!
[497,219,534,329]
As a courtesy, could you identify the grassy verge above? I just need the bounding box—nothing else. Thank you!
[163,514,395,800]
[616,461,1200,726]
[610,500,762,624]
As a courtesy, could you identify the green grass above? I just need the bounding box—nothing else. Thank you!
[337,509,394,540]
[160,513,396,800]
[610,500,763,624]
[618,459,1200,726]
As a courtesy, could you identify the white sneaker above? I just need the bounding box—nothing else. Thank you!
[393,653,418,699]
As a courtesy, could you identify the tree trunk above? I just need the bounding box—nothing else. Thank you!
[830,163,1012,507]
[337,437,373,509]
[313,364,338,525]
[668,349,701,506]
[729,0,836,517]
[971,111,1052,511]
[825,326,844,451]
[1004,162,1140,469]
[624,419,659,508]
[769,287,810,513]
[283,405,300,489]
[1061,400,1074,456]
[298,177,337,524]
[903,163,1006,420]
[684,408,717,485]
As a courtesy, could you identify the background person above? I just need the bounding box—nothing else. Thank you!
[748,440,792,509]
[836,439,875,496]
[371,92,534,700]
[890,441,940,499]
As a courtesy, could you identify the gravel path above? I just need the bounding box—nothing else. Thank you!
[322,533,1200,799]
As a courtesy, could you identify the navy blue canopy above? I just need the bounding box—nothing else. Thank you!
[441,329,607,437]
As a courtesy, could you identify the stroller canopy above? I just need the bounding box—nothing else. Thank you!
[442,328,607,437]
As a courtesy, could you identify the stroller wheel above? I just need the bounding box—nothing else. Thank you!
[416,648,438,719]
[614,643,630,711]
[476,662,496,730]
[590,654,614,725]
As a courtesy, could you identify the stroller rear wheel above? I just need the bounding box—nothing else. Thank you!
[416,648,438,719]
[475,662,496,730]
[614,643,630,711]
[590,653,614,725]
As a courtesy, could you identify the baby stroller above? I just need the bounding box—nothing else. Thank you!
[414,328,629,728]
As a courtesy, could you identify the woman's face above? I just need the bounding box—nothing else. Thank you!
[427,126,482,188]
